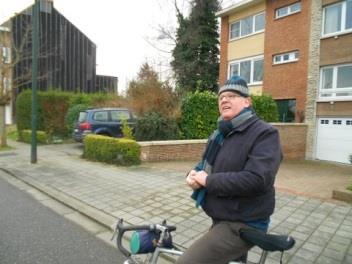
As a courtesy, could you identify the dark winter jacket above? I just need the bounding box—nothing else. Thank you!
[203,115,282,222]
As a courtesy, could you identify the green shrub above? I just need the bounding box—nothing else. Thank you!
[16,90,44,131]
[179,91,218,139]
[347,185,352,192]
[83,135,140,166]
[16,90,71,138]
[69,93,114,107]
[40,91,71,138]
[18,129,48,144]
[251,94,279,122]
[135,112,180,141]
[65,104,90,135]
[121,119,134,140]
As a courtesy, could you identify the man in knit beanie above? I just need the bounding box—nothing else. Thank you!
[177,75,283,264]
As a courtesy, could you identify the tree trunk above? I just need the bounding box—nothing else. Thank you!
[0,104,7,148]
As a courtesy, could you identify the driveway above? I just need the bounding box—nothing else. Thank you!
[38,142,352,201]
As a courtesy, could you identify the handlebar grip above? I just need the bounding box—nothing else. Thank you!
[115,219,177,257]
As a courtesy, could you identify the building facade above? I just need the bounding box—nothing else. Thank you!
[217,0,352,164]
[2,0,117,94]
[0,24,13,125]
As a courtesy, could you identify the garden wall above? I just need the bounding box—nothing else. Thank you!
[139,123,307,162]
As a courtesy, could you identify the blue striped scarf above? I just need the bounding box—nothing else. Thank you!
[191,107,254,208]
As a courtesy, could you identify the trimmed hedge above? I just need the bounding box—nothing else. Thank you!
[65,104,90,135]
[16,90,115,139]
[179,91,279,139]
[18,130,48,144]
[83,135,140,166]
[40,91,71,137]
[179,91,219,139]
[251,94,279,122]
[16,90,44,131]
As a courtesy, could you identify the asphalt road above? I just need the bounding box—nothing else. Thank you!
[0,174,125,264]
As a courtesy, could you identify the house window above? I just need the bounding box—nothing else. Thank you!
[229,12,265,40]
[276,99,296,122]
[273,51,299,65]
[275,2,301,19]
[1,47,11,63]
[3,77,11,92]
[228,56,264,85]
[319,64,352,99]
[323,0,352,36]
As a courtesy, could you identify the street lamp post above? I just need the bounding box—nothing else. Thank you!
[31,0,39,164]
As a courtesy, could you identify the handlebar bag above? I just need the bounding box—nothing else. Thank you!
[130,230,173,254]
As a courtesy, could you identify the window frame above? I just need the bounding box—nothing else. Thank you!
[228,55,264,85]
[322,0,352,37]
[273,50,299,65]
[93,111,109,122]
[229,12,265,40]
[319,63,352,101]
[275,1,302,19]
[110,110,131,122]
[1,47,11,64]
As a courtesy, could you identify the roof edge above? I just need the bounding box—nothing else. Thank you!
[216,0,264,17]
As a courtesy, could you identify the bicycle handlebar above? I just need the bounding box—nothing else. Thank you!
[113,218,177,257]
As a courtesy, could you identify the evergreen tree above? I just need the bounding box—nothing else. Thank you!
[171,0,220,93]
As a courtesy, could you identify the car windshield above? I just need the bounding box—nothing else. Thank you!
[111,110,130,121]
[78,111,87,122]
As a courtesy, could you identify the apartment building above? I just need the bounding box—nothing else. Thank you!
[0,24,13,125]
[217,0,352,164]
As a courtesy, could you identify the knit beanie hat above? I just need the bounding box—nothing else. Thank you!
[218,75,249,97]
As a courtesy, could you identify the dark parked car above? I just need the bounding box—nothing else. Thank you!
[73,108,136,142]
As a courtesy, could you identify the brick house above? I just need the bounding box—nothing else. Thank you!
[216,0,352,164]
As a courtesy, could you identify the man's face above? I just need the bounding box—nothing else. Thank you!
[218,91,251,121]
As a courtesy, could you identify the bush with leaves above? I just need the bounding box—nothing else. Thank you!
[40,91,71,138]
[135,112,180,141]
[121,118,134,140]
[83,134,140,166]
[179,91,218,139]
[251,94,279,122]
[127,63,180,118]
[65,104,90,135]
[16,89,44,131]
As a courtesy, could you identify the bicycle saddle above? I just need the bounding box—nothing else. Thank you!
[239,228,295,252]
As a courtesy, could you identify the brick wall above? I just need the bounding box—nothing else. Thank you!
[263,0,311,119]
[139,124,307,162]
[219,16,229,87]
[274,123,307,160]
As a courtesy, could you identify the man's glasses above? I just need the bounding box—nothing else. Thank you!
[218,93,242,101]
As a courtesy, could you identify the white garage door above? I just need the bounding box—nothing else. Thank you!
[316,118,352,164]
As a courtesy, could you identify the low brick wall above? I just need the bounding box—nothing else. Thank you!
[139,139,206,162]
[138,123,307,162]
[274,123,307,160]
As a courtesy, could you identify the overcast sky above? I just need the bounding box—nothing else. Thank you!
[0,0,238,93]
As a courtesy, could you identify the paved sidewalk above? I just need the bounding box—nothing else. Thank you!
[0,141,352,263]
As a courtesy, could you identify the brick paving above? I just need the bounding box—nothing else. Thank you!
[0,141,351,263]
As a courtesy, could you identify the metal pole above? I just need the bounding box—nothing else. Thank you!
[31,0,39,164]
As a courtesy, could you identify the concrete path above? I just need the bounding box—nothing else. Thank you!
[0,140,351,263]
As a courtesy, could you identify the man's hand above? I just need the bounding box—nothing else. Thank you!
[194,170,208,187]
[186,170,201,190]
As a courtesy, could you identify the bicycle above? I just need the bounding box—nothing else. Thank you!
[111,218,295,264]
